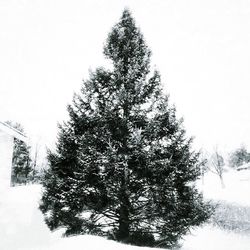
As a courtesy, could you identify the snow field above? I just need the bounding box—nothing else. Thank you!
[198,169,250,206]
[0,185,153,250]
[181,224,250,250]
[0,185,53,250]
[1,168,250,250]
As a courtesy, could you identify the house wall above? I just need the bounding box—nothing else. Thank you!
[0,132,14,189]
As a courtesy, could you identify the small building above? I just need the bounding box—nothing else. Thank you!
[0,121,27,189]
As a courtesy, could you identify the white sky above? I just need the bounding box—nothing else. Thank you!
[1,0,250,154]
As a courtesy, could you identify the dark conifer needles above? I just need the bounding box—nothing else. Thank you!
[40,9,211,248]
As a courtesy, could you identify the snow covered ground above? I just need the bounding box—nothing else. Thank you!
[180,225,250,250]
[200,168,250,206]
[1,169,250,250]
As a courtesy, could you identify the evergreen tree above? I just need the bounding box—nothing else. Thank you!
[40,9,211,248]
[5,121,32,185]
[229,145,250,168]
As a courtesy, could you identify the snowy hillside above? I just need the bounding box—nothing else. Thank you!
[1,169,250,250]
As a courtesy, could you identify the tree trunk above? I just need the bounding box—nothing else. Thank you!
[118,202,130,241]
[117,168,130,242]
[117,102,130,242]
[219,174,225,188]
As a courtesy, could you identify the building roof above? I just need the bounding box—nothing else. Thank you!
[0,121,27,142]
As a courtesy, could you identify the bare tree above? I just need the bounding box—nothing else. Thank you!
[30,140,47,183]
[30,142,40,182]
[209,147,225,188]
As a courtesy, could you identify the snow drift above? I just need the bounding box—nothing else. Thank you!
[1,169,250,250]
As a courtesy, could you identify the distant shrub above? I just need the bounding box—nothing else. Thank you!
[210,201,250,234]
[229,146,250,168]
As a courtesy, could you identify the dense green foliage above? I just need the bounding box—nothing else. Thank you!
[40,9,211,248]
